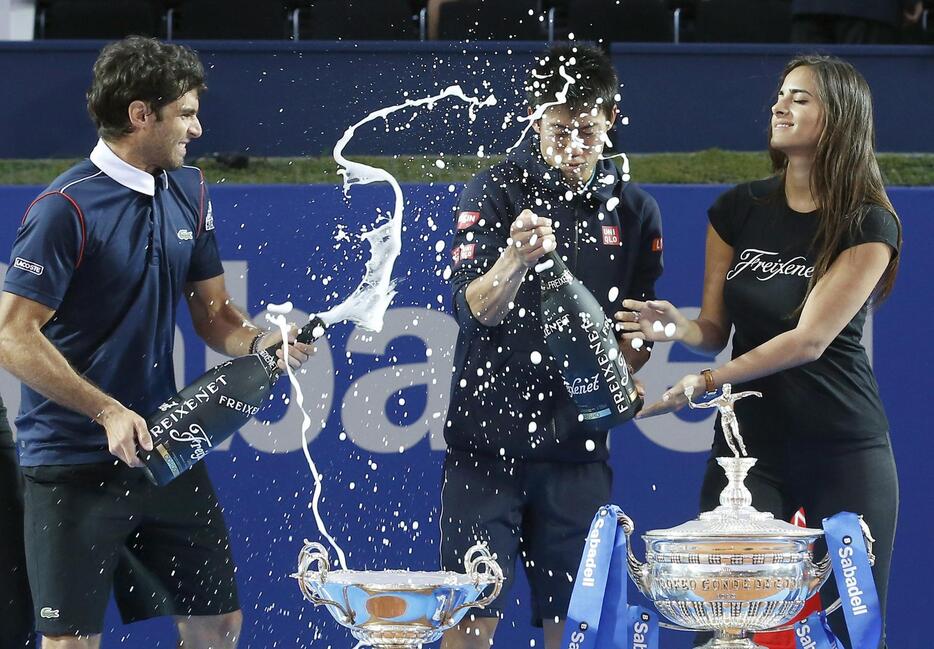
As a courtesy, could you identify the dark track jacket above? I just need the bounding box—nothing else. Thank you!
[444,139,663,462]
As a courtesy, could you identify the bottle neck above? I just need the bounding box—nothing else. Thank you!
[535,251,571,285]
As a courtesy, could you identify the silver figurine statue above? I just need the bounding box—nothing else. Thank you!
[684,382,761,457]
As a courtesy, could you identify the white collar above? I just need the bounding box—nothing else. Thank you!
[89,139,167,196]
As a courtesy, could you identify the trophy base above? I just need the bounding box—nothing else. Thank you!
[698,634,767,649]
[350,627,440,649]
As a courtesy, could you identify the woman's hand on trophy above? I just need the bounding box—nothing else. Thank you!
[637,373,705,418]
[614,299,689,347]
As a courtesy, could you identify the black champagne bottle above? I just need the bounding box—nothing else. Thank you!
[537,252,642,429]
[140,316,326,485]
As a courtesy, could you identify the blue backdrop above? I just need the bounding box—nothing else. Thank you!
[0,181,930,648]
[1,41,933,158]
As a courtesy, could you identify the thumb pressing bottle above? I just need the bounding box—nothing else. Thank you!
[140,316,326,485]
[537,252,642,429]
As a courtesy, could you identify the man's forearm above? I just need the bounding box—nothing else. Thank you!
[196,302,263,357]
[0,330,120,423]
[464,251,528,326]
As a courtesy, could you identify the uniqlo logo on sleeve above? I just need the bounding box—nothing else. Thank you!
[457,211,481,230]
[451,243,475,266]
[652,237,664,252]
[601,225,621,246]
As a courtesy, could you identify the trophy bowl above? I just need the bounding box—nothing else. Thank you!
[619,457,874,649]
[293,542,503,648]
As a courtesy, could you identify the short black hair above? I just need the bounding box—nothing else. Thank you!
[525,43,618,118]
[87,36,206,140]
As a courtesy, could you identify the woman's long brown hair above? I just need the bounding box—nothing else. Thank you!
[768,55,902,311]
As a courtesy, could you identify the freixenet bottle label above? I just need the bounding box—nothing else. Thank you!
[537,253,641,430]
[140,317,325,486]
[142,355,277,485]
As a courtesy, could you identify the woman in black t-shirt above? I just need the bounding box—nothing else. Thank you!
[616,55,901,648]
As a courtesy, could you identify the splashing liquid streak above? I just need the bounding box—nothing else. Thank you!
[268,309,349,570]
[269,88,496,571]
[316,86,497,332]
[506,64,576,154]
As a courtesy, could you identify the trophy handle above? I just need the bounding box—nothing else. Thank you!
[292,540,355,625]
[617,512,652,597]
[769,516,879,633]
[806,515,876,596]
[443,543,504,625]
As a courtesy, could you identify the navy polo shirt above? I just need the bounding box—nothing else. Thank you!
[4,139,224,466]
[444,138,664,462]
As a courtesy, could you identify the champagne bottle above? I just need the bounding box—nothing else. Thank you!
[140,316,326,486]
[537,252,642,429]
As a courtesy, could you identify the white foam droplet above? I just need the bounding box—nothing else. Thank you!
[564,190,574,201]
[435,159,445,169]
[664,322,677,337]
[268,301,293,314]
[434,240,445,252]
[631,338,644,350]
[534,259,555,273]
[530,351,543,365]
[652,320,664,333]
[605,197,620,211]
[585,440,596,452]
[528,422,538,433]
[608,286,619,302]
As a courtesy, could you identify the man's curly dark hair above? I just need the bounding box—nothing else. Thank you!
[87,36,206,140]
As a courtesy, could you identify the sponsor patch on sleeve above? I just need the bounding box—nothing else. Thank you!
[205,200,215,231]
[13,257,44,275]
[456,211,481,230]
[451,243,476,266]
[601,225,621,246]
[651,236,663,252]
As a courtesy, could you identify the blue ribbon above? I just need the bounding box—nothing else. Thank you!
[795,611,840,649]
[562,505,658,649]
[819,512,883,649]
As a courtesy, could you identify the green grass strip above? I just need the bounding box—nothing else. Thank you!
[1,150,931,186]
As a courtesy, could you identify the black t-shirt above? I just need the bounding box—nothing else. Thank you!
[708,177,899,444]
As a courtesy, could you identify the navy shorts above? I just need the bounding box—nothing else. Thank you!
[440,448,611,627]
[22,460,239,636]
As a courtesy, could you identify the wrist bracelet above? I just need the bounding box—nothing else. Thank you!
[249,331,266,355]
[701,368,717,395]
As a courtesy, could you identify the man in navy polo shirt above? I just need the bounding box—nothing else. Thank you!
[0,37,312,649]
[440,44,663,649]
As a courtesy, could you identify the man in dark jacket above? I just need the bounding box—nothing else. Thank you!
[439,43,663,649]
[791,0,923,43]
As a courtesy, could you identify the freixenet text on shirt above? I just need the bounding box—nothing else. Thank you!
[726,248,814,282]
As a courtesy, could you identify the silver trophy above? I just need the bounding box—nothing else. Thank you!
[618,384,874,649]
[293,542,503,648]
